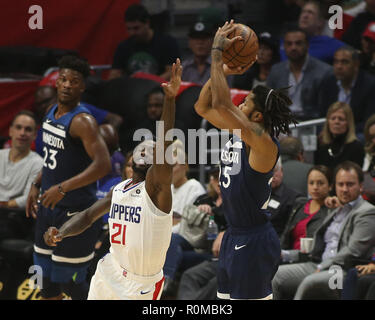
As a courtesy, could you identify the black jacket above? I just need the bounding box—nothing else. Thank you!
[280,197,329,250]
[268,183,301,237]
[314,135,364,169]
[318,70,375,132]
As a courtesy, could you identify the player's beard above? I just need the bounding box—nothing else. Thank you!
[132,160,151,178]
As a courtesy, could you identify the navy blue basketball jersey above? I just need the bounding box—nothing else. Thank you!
[219,134,279,228]
[41,104,97,207]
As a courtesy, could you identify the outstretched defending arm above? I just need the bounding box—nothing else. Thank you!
[145,58,182,213]
[44,190,113,246]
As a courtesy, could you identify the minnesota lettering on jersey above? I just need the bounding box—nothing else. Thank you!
[110,203,141,224]
[42,132,65,149]
[220,138,242,176]
[220,149,239,164]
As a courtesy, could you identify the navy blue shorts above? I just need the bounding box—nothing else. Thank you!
[217,222,281,299]
[33,203,102,283]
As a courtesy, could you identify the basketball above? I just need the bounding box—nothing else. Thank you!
[222,23,259,69]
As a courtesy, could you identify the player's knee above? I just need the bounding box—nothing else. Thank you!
[300,273,318,289]
[295,273,322,299]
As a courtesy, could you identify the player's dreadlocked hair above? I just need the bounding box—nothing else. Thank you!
[252,85,298,137]
[58,55,91,79]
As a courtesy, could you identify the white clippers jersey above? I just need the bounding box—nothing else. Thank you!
[108,179,172,276]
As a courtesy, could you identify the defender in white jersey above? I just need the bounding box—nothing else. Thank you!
[43,59,183,300]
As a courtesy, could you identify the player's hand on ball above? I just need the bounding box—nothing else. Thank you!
[213,20,243,51]
[223,63,247,76]
[44,227,62,246]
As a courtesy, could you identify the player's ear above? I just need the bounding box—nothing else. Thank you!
[251,110,263,123]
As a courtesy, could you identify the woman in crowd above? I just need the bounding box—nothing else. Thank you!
[280,165,332,263]
[315,102,364,168]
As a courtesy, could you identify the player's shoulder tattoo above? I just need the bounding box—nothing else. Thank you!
[250,123,264,137]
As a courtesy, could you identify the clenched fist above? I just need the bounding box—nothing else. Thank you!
[44,227,62,247]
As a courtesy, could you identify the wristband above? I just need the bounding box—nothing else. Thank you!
[32,181,41,189]
[211,47,223,52]
[58,184,66,196]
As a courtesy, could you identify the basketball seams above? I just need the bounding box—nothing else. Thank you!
[235,44,259,59]
[222,24,258,68]
[232,27,252,55]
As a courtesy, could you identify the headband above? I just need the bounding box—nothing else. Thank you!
[265,89,274,110]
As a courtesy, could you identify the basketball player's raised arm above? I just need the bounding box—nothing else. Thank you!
[194,63,247,129]
[145,58,182,213]
[44,190,113,246]
[194,79,227,129]
[210,21,272,153]
[39,114,111,209]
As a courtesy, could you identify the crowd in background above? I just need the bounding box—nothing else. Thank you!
[1,0,375,300]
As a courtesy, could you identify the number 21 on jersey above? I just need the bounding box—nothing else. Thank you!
[111,223,127,246]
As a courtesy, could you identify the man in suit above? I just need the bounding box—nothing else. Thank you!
[280,136,313,197]
[267,27,332,121]
[318,46,375,133]
[272,161,375,300]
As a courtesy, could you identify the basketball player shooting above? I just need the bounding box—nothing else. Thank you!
[194,20,297,300]
[44,58,183,300]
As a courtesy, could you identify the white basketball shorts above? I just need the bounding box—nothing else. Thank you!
[87,253,164,300]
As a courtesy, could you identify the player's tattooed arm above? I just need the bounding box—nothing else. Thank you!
[211,20,243,58]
